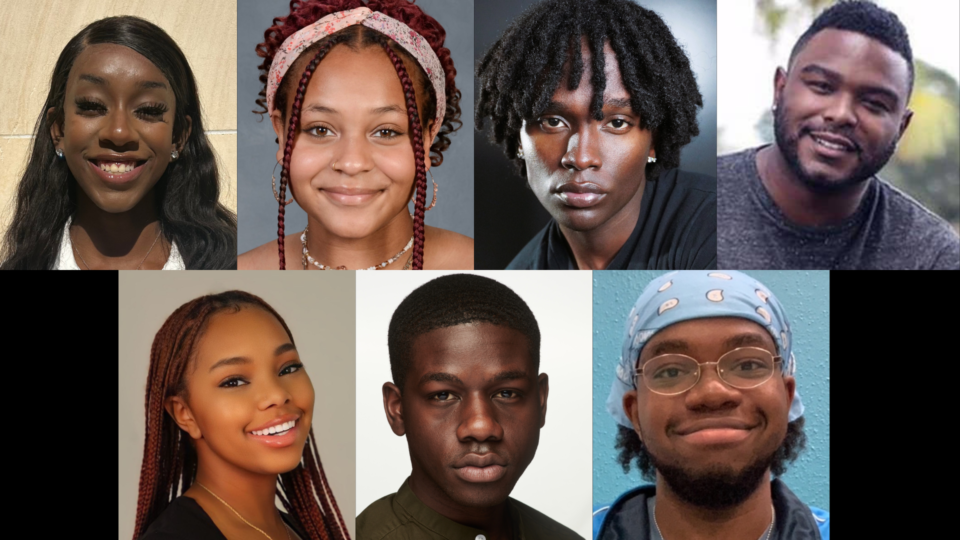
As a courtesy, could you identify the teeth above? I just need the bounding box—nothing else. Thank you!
[813,136,848,151]
[98,162,135,173]
[251,419,296,436]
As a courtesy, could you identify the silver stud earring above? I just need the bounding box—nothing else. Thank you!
[171,150,179,160]
[772,103,778,112]
[56,148,64,159]
[517,147,525,159]
[647,156,656,163]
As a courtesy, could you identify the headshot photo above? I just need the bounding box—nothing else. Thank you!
[118,272,356,540]
[474,0,717,270]
[717,0,960,269]
[355,271,592,539]
[0,0,238,270]
[592,270,830,539]
[237,0,474,270]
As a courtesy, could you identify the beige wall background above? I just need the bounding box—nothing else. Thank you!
[0,0,237,241]
[118,271,357,540]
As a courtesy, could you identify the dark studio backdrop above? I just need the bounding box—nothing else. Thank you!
[474,0,718,269]
[236,0,475,255]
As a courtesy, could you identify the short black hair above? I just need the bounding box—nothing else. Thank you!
[475,0,702,180]
[615,418,807,480]
[388,274,541,389]
[789,0,914,94]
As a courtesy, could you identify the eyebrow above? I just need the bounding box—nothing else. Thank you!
[301,104,405,115]
[643,333,774,360]
[419,372,464,386]
[799,64,901,107]
[208,343,297,372]
[138,80,168,90]
[492,370,528,382]
[77,74,168,91]
[78,74,107,86]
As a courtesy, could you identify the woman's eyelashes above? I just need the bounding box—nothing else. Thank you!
[218,362,304,389]
[301,124,405,139]
[73,97,169,121]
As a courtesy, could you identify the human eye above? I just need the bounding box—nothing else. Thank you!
[219,377,248,388]
[431,391,458,402]
[75,97,107,116]
[651,364,692,380]
[494,389,521,400]
[280,362,303,375]
[604,118,632,132]
[372,127,405,139]
[135,102,169,121]
[538,116,566,131]
[805,80,832,94]
[861,99,890,113]
[303,125,333,138]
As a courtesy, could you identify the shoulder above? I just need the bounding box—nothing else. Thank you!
[659,168,717,194]
[137,496,221,540]
[717,147,758,171]
[593,485,655,540]
[875,179,960,267]
[356,493,411,540]
[510,498,584,540]
[423,226,474,270]
[506,222,551,269]
[237,233,302,270]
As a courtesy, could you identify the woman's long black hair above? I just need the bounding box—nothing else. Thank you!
[1,16,237,270]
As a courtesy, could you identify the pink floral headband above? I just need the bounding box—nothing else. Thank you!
[266,6,446,144]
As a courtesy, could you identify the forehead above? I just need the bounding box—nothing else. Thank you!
[791,28,911,97]
[642,317,776,358]
[301,45,406,110]
[69,43,170,91]
[193,307,290,370]
[409,323,534,375]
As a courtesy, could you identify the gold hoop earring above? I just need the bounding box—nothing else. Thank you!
[409,170,439,216]
[271,161,293,206]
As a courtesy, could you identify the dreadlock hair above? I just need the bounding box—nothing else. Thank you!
[476,0,702,180]
[254,0,462,270]
[387,274,541,390]
[132,290,350,540]
[615,417,808,481]
[789,0,913,94]
[1,16,237,270]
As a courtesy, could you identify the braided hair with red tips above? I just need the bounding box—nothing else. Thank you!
[131,291,351,540]
[255,0,462,270]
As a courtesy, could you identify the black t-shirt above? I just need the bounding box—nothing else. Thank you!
[717,146,960,269]
[505,169,717,269]
[138,496,308,540]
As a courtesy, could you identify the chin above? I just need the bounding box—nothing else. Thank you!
[443,482,514,509]
[550,208,605,232]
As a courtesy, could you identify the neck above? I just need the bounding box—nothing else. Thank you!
[71,190,167,268]
[409,473,513,540]
[653,471,774,540]
[558,181,644,270]
[304,211,413,270]
[757,144,869,227]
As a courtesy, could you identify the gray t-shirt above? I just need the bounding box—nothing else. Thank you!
[717,146,960,269]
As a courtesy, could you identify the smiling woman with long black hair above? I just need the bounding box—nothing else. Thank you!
[1,16,236,270]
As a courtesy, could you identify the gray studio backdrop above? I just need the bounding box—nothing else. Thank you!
[474,0,718,269]
[237,0,475,255]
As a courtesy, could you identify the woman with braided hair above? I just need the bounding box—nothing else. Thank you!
[133,290,352,540]
[238,0,472,270]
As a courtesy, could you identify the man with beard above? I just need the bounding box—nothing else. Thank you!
[717,0,959,270]
[594,271,829,540]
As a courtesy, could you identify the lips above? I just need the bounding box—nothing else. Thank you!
[87,158,147,185]
[554,182,606,209]
[320,186,381,206]
[452,453,508,483]
[674,419,756,446]
[806,130,859,158]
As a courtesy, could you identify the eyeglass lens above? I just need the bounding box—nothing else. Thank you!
[640,347,776,394]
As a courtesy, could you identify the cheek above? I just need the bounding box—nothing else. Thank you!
[289,142,330,186]
[372,144,416,188]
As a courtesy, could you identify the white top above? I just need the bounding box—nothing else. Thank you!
[54,218,185,270]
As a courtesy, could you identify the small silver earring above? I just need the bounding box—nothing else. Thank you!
[56,148,64,159]
[517,147,525,159]
[647,156,656,163]
[772,103,778,112]
[171,150,179,160]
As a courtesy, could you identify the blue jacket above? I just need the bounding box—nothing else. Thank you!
[593,479,829,539]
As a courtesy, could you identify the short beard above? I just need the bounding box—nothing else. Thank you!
[648,447,776,510]
[773,97,897,194]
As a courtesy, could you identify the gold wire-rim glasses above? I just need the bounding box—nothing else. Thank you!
[633,346,783,396]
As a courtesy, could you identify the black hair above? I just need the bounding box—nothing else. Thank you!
[475,0,702,180]
[388,274,541,390]
[615,417,808,481]
[789,0,914,94]
[1,16,237,270]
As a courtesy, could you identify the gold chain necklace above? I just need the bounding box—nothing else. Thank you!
[71,225,162,270]
[195,482,291,540]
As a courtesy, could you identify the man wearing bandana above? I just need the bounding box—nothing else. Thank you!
[594,271,829,540]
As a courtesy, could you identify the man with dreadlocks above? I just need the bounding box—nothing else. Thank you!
[357,274,583,540]
[476,0,716,270]
[594,271,830,540]
[718,0,960,270]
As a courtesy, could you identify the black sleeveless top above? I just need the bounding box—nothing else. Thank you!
[138,496,309,540]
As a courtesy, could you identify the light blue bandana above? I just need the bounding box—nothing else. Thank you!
[606,271,804,428]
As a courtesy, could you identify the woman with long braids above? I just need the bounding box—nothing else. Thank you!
[238,0,472,270]
[134,290,351,540]
[0,16,236,270]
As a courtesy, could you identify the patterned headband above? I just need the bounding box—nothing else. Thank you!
[266,6,446,144]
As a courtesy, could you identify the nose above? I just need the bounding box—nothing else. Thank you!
[684,363,741,412]
[257,375,292,410]
[456,394,504,442]
[560,130,602,171]
[100,108,138,150]
[822,92,858,128]
[332,133,374,175]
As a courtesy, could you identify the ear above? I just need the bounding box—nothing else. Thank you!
[782,375,796,410]
[177,115,193,152]
[773,67,787,107]
[164,396,203,440]
[537,373,549,428]
[271,109,286,164]
[423,121,434,173]
[48,107,63,150]
[382,382,406,436]
[622,389,643,442]
[898,108,913,140]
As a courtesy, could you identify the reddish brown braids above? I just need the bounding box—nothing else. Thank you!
[132,291,350,540]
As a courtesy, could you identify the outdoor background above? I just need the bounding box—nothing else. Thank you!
[718,0,960,232]
[237,0,475,255]
[0,0,238,244]
[475,0,718,269]
[592,270,830,511]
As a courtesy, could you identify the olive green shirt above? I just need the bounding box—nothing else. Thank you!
[357,478,584,540]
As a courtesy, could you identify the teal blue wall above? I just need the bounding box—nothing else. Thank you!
[593,271,830,510]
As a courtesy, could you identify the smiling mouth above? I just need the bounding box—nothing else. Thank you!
[806,131,858,155]
[87,159,148,184]
[321,187,382,206]
[92,159,147,173]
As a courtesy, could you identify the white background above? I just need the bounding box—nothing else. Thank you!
[355,271,593,538]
